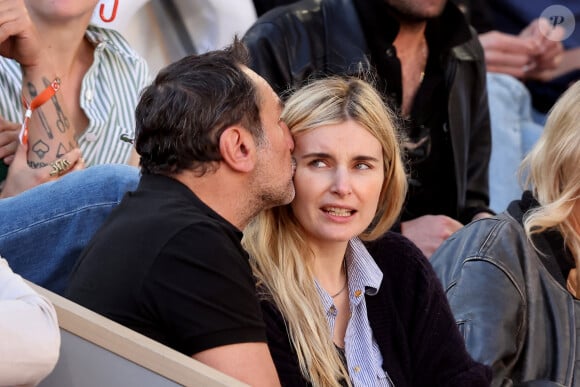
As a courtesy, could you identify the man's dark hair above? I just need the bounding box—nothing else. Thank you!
[135,38,263,175]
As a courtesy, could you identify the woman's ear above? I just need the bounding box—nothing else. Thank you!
[219,126,257,173]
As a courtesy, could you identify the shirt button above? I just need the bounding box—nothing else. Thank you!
[85,89,93,101]
[354,290,363,298]
[329,306,337,315]
[353,366,361,373]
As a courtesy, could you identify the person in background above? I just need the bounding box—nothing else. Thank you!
[0,255,60,387]
[431,80,580,386]
[487,0,580,121]
[452,0,566,212]
[117,0,257,75]
[66,40,295,386]
[0,0,149,196]
[243,0,494,258]
[243,76,491,386]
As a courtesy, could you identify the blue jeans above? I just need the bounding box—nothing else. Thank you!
[487,73,543,212]
[0,164,140,294]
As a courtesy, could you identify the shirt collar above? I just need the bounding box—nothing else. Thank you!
[85,25,108,47]
[346,238,383,297]
[508,191,575,286]
[137,173,243,237]
[316,238,383,311]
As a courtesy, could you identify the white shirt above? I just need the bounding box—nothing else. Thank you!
[0,257,60,387]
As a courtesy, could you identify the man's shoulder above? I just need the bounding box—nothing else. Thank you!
[252,0,324,23]
[365,232,426,271]
[247,0,355,36]
[450,26,484,62]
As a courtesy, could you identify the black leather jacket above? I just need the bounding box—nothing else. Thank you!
[431,194,578,386]
[243,0,492,223]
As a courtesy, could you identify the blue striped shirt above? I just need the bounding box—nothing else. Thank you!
[316,238,393,386]
[0,26,150,166]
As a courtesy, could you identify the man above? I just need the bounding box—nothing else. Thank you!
[450,0,565,212]
[243,0,494,257]
[65,40,295,386]
[487,0,579,117]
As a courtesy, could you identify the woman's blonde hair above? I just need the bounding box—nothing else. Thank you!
[243,76,407,386]
[521,80,580,265]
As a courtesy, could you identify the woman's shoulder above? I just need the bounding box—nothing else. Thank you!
[365,232,428,272]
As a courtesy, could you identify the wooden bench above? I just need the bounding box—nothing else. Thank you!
[29,282,248,387]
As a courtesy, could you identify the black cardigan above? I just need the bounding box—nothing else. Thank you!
[261,232,491,386]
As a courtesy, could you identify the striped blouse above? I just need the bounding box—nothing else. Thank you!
[0,26,150,166]
[316,238,393,387]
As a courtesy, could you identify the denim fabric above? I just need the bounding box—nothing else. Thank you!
[487,73,543,213]
[0,164,140,294]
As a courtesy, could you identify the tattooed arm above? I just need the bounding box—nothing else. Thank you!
[0,0,78,168]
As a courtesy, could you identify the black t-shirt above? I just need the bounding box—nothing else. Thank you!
[65,174,266,356]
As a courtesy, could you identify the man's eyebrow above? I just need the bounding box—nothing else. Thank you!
[300,152,330,159]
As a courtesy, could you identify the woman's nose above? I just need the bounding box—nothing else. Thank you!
[330,168,352,196]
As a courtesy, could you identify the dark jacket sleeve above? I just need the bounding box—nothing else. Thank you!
[366,232,492,387]
[431,219,527,387]
[448,29,493,223]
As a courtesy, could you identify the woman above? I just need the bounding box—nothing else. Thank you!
[431,80,580,386]
[243,77,490,386]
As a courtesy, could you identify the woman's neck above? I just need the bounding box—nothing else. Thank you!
[311,240,349,294]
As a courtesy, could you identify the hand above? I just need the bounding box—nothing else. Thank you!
[519,18,565,81]
[0,116,20,165]
[401,215,463,259]
[0,142,84,199]
[0,0,43,67]
[479,30,538,79]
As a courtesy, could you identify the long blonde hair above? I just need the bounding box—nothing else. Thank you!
[521,80,580,266]
[243,77,407,386]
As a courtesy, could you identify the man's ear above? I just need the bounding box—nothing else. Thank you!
[219,126,257,173]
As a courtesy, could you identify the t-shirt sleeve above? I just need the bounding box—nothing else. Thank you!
[141,223,266,356]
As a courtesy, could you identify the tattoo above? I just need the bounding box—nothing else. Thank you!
[27,81,38,98]
[56,142,69,158]
[31,139,50,159]
[27,160,49,169]
[26,81,54,139]
[44,77,70,134]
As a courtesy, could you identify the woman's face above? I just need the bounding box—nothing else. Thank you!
[291,120,384,246]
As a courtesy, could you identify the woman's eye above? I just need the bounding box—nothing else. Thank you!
[355,163,371,170]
